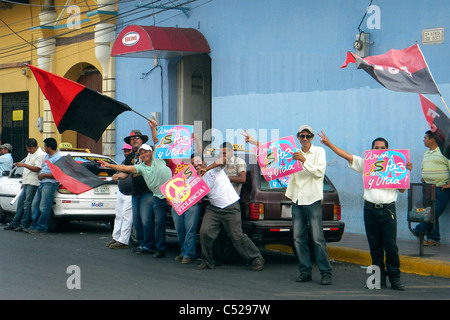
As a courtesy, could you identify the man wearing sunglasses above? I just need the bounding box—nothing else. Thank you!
[286,125,332,285]
[243,125,332,285]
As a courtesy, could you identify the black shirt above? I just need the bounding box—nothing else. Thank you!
[124,151,152,196]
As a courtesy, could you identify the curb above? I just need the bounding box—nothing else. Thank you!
[265,244,450,279]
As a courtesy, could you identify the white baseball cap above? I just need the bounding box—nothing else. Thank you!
[297,125,314,135]
[138,144,153,152]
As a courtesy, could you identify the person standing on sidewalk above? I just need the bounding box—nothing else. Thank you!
[4,139,46,232]
[318,131,412,290]
[414,130,450,246]
[243,126,332,285]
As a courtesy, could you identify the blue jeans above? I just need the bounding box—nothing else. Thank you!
[292,200,332,276]
[132,192,155,251]
[11,184,38,229]
[152,197,171,252]
[30,182,59,232]
[415,187,450,241]
[171,204,200,258]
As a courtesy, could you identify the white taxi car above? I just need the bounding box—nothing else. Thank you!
[0,147,118,231]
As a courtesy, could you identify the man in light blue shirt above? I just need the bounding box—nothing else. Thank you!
[29,138,61,234]
[0,143,13,174]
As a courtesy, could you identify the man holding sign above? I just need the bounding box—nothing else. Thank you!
[193,154,265,271]
[318,132,412,290]
[244,125,332,285]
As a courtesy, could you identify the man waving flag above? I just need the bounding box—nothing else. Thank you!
[341,43,440,94]
[28,64,132,142]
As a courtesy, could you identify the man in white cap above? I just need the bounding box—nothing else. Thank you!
[243,125,331,283]
[99,139,172,258]
[286,125,332,285]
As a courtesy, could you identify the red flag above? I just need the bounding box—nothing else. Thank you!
[47,155,108,194]
[419,94,450,159]
[341,44,440,94]
[28,64,132,142]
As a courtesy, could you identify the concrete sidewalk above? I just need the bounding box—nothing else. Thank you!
[267,232,450,278]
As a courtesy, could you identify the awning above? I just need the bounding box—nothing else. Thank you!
[111,25,210,59]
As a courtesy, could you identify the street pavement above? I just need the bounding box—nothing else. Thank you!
[269,232,450,278]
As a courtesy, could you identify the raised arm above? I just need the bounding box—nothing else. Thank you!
[148,119,159,145]
[318,131,354,164]
[241,130,260,147]
[98,160,137,174]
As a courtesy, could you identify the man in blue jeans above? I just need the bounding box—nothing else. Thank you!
[243,126,331,282]
[415,130,450,246]
[285,125,332,285]
[29,138,61,234]
[5,138,46,232]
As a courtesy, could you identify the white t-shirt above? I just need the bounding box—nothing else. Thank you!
[22,147,46,186]
[349,155,398,204]
[202,167,239,209]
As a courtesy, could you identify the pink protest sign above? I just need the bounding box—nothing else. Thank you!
[155,125,193,159]
[160,164,210,215]
[363,149,410,189]
[254,136,303,182]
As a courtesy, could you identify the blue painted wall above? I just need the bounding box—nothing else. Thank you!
[114,0,450,243]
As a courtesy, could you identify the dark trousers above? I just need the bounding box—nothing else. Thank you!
[363,201,401,281]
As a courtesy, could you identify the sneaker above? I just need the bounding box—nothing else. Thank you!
[390,279,405,290]
[4,225,15,230]
[136,247,153,255]
[106,239,116,247]
[153,250,165,258]
[14,226,23,232]
[197,260,214,270]
[423,239,440,246]
[109,242,128,249]
[295,273,312,282]
[175,254,183,261]
[28,229,45,235]
[251,256,265,271]
[181,257,192,264]
[320,274,332,285]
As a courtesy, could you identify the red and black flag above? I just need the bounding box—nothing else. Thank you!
[420,94,450,159]
[28,64,132,142]
[341,44,440,94]
[46,155,107,194]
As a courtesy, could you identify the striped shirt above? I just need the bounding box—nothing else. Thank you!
[421,147,450,187]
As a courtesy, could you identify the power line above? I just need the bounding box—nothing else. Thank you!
[0,0,167,58]
[0,0,204,78]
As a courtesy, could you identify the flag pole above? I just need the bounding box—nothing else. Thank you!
[131,109,152,122]
[416,43,450,114]
[440,95,450,114]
